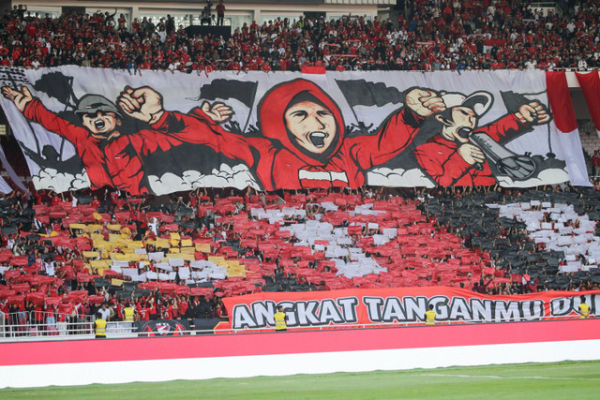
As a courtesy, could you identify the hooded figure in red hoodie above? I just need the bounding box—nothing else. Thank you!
[174,78,444,190]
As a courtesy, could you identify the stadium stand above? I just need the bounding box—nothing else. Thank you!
[580,121,600,157]
[1,183,599,334]
[0,1,599,337]
[0,1,598,72]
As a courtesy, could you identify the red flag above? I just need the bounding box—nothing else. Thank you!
[575,71,600,135]
[545,71,577,133]
[301,64,326,74]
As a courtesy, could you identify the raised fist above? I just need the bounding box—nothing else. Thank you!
[405,88,446,117]
[516,101,550,125]
[118,86,165,124]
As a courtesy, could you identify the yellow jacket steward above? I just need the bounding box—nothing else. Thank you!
[274,311,287,331]
[579,303,590,318]
[124,307,135,322]
[95,318,107,337]
[425,310,436,325]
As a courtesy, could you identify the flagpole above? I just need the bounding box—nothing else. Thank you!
[242,81,259,134]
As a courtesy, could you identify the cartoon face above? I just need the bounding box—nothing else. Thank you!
[437,106,478,143]
[284,100,337,154]
[81,111,120,137]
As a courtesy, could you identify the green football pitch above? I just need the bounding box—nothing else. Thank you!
[2,360,599,399]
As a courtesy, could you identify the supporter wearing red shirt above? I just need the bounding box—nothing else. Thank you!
[178,296,189,317]
[2,85,234,194]
[165,299,178,320]
[260,61,272,72]
[592,150,600,177]
[148,298,157,320]
[138,305,149,321]
[415,94,549,186]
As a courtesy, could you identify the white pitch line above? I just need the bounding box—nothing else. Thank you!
[418,373,600,381]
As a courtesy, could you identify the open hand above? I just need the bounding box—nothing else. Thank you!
[201,101,233,123]
[458,143,485,165]
[2,86,33,112]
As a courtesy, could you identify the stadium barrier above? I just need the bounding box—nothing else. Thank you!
[1,318,599,388]
[0,312,94,339]
[0,314,594,342]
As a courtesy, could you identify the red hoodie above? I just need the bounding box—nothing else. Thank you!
[186,78,424,190]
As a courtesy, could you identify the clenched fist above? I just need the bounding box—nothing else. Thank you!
[405,88,446,117]
[118,86,164,124]
[515,101,550,125]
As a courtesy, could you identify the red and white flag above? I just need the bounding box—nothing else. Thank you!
[575,71,600,138]
[546,71,590,186]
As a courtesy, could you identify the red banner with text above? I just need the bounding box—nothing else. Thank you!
[222,287,599,330]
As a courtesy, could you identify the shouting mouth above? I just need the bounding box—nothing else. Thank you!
[309,131,328,148]
[94,119,106,131]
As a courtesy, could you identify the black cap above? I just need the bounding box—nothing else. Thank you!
[76,94,122,118]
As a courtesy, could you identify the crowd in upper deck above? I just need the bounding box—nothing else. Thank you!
[0,0,598,73]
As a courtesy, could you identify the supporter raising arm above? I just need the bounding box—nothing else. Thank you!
[115,85,261,168]
[415,92,550,187]
[117,86,233,125]
[1,85,32,113]
[119,81,444,191]
[4,82,442,193]
[1,84,248,194]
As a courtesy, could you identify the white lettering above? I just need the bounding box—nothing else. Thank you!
[449,297,471,320]
[298,169,349,183]
[232,305,257,329]
[319,299,344,324]
[337,297,359,322]
[363,297,383,322]
[382,298,406,322]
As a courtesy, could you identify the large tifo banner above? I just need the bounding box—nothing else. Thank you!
[223,287,600,330]
[0,67,589,194]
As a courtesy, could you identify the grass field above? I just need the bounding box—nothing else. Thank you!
[2,360,599,400]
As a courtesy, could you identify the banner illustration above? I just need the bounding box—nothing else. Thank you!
[0,67,587,194]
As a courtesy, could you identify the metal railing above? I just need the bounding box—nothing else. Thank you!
[0,311,94,340]
[0,313,594,342]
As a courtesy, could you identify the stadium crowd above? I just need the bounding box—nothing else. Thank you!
[0,0,599,333]
[0,182,599,331]
[0,0,599,73]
